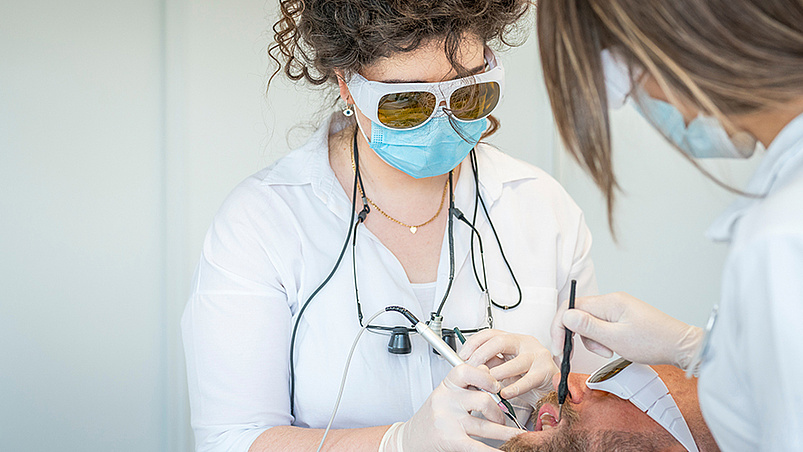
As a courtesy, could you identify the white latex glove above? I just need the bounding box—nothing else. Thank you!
[550,292,704,371]
[458,329,557,408]
[378,363,520,452]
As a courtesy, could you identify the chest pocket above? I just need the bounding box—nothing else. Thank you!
[488,280,558,349]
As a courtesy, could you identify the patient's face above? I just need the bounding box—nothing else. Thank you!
[501,365,707,452]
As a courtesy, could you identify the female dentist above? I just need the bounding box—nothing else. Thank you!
[537,0,803,450]
[181,1,606,451]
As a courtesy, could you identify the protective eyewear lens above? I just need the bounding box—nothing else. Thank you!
[376,81,501,129]
[587,357,632,383]
[449,81,501,122]
[377,91,437,129]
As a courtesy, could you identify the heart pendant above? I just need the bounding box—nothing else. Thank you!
[409,226,417,234]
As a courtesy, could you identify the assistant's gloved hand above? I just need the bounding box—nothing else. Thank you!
[550,292,704,372]
[458,329,558,409]
[378,363,520,452]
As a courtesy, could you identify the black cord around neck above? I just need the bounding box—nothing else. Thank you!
[353,130,369,325]
[469,150,522,310]
[434,171,455,316]
[289,127,362,417]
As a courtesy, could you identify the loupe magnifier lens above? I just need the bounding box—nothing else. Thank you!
[433,330,457,356]
[388,327,412,354]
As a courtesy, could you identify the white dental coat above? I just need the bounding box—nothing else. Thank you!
[699,113,803,451]
[181,114,606,451]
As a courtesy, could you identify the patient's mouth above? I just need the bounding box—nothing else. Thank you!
[535,403,560,431]
[540,411,558,430]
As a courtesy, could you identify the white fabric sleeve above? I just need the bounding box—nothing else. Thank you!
[181,185,294,452]
[731,233,803,451]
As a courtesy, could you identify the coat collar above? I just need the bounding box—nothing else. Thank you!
[707,112,803,242]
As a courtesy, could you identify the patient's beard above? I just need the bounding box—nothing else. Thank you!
[500,392,588,452]
[499,391,681,452]
[500,429,588,452]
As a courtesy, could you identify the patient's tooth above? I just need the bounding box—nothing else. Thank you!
[542,424,553,430]
[540,411,557,428]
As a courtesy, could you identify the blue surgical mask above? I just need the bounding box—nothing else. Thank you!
[357,114,488,179]
[635,92,756,159]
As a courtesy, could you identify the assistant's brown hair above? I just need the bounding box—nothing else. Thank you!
[269,0,532,137]
[537,0,803,232]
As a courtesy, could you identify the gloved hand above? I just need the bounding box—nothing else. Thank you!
[550,292,704,371]
[458,329,557,408]
[378,363,520,452]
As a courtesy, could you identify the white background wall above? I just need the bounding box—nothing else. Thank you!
[1,1,759,450]
[1,1,169,450]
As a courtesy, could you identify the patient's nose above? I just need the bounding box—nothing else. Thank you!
[551,373,591,404]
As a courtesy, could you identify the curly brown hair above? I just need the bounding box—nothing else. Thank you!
[269,0,531,86]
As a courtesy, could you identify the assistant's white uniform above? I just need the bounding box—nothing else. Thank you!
[699,113,803,451]
[181,113,606,451]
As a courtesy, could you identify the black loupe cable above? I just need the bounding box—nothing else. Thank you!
[468,150,521,310]
[288,128,363,417]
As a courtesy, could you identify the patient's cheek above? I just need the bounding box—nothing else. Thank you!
[581,396,660,433]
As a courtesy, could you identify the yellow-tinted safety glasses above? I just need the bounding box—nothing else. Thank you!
[346,47,504,130]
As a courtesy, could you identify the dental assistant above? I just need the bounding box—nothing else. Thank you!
[181,1,607,451]
[537,1,803,451]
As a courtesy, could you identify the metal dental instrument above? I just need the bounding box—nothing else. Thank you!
[557,279,577,421]
[386,307,525,430]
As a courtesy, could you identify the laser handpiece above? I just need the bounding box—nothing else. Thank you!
[556,279,577,421]
[385,306,526,430]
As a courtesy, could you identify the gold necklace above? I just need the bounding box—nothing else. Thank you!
[350,141,450,234]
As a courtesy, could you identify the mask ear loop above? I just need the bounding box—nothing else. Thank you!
[350,103,373,145]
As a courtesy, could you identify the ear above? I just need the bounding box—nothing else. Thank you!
[335,70,353,105]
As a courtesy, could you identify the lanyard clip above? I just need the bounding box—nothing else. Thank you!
[483,290,494,329]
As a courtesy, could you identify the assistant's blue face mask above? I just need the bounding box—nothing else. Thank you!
[634,92,757,159]
[601,49,757,159]
[358,114,488,179]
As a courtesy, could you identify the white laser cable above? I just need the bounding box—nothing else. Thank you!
[316,308,390,452]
